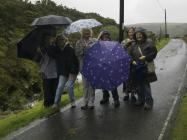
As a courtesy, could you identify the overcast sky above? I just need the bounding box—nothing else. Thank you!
[31,0,187,25]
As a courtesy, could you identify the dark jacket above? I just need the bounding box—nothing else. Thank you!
[47,44,79,77]
[130,39,157,82]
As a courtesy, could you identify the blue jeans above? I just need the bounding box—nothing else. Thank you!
[65,79,76,102]
[54,75,68,105]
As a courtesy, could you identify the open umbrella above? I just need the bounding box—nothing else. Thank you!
[17,26,56,61]
[64,19,102,34]
[31,15,72,26]
[81,41,131,90]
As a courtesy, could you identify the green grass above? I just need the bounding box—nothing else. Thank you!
[0,84,83,138]
[172,38,187,140]
[156,38,170,51]
[172,93,187,140]
[183,37,187,44]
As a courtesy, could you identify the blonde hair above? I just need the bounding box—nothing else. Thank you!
[80,28,93,39]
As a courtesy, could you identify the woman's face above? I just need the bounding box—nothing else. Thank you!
[136,32,143,42]
[128,28,134,39]
[102,34,110,41]
[83,31,91,39]
[44,35,56,46]
[56,37,65,47]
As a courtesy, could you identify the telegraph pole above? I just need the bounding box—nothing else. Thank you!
[164,9,167,38]
[119,0,124,43]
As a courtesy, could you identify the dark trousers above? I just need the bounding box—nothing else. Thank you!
[137,80,153,104]
[123,82,126,93]
[43,78,58,107]
[123,66,137,93]
[102,88,119,101]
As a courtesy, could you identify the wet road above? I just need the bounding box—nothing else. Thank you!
[3,39,187,140]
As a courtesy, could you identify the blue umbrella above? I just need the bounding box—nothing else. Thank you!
[81,41,131,90]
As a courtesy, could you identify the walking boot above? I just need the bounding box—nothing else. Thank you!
[71,101,76,108]
[144,103,153,110]
[123,95,129,101]
[135,100,144,106]
[81,104,88,110]
[144,98,153,110]
[100,98,109,105]
[130,95,137,102]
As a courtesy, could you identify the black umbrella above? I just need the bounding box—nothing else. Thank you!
[31,15,72,26]
[17,26,56,61]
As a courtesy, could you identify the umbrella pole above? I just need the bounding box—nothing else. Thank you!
[119,0,124,43]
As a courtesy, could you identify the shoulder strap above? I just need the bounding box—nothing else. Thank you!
[138,46,143,56]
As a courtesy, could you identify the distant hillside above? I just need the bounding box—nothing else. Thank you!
[127,23,187,38]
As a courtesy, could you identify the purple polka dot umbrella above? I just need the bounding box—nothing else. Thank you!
[81,41,132,90]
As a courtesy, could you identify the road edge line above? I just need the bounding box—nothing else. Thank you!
[157,42,187,140]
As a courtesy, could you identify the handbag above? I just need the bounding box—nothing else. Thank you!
[145,61,155,74]
[138,46,155,74]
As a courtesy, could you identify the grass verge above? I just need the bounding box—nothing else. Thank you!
[0,84,83,138]
[172,93,187,140]
[183,36,187,43]
[171,37,187,140]
[156,38,170,51]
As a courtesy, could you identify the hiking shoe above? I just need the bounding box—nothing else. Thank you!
[88,106,94,109]
[100,99,109,104]
[52,104,60,112]
[52,104,59,109]
[71,101,76,108]
[131,95,137,102]
[123,95,129,101]
[114,100,120,108]
[135,100,144,106]
[81,105,88,110]
[144,103,153,110]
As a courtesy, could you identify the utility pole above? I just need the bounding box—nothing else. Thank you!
[119,0,124,43]
[164,9,167,38]
[159,26,162,41]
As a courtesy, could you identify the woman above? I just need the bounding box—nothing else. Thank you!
[51,35,79,109]
[65,39,80,108]
[121,27,137,102]
[38,29,58,107]
[98,30,120,108]
[130,27,157,110]
[75,28,97,110]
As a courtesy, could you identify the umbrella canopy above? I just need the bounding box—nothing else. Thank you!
[31,15,72,26]
[64,19,102,34]
[17,26,56,61]
[81,41,131,90]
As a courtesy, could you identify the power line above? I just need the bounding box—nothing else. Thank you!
[155,0,164,10]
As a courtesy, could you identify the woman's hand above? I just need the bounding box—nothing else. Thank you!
[132,61,137,65]
[49,37,56,46]
[139,55,146,60]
